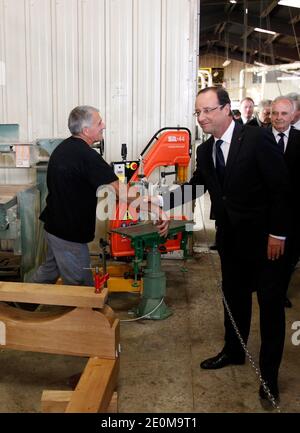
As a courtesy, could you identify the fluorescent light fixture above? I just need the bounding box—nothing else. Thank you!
[254,61,267,67]
[277,76,300,81]
[222,59,231,67]
[254,27,276,35]
[229,0,237,3]
[278,1,300,8]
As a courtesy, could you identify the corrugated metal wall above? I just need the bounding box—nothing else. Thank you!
[0,0,199,162]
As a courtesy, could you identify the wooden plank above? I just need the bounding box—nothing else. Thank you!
[66,357,120,413]
[41,390,73,413]
[0,281,107,308]
[0,185,34,195]
[0,304,120,358]
[41,390,118,413]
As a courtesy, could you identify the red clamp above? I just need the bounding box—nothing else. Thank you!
[94,272,109,293]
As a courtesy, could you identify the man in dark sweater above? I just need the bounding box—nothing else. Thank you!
[33,105,168,286]
[32,106,119,285]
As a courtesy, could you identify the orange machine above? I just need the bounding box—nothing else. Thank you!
[109,127,191,258]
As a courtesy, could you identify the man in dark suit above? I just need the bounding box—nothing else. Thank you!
[166,87,290,403]
[239,96,259,126]
[271,96,300,308]
[256,99,272,128]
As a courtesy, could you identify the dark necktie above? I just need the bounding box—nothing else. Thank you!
[215,139,225,186]
[277,132,285,153]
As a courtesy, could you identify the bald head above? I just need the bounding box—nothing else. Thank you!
[271,97,294,133]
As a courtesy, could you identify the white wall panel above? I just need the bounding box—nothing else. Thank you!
[0,0,199,162]
[0,0,6,122]
[27,0,53,138]
[105,0,133,161]
[163,0,193,127]
[132,0,162,158]
[3,0,28,139]
[79,0,106,108]
[53,0,79,136]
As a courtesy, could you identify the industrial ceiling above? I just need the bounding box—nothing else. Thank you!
[200,0,300,65]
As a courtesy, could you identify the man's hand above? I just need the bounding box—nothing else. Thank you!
[267,236,285,260]
[141,196,170,237]
[155,214,170,237]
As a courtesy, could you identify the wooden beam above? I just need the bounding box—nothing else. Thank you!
[0,281,108,308]
[66,357,119,413]
[0,303,119,358]
[41,390,118,413]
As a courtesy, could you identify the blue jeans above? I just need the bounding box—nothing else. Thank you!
[31,231,94,286]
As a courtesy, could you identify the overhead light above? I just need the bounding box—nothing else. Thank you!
[229,0,237,3]
[277,76,300,81]
[222,59,231,67]
[278,1,300,8]
[254,27,276,35]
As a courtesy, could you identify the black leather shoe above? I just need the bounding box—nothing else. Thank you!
[200,351,245,370]
[285,297,292,308]
[259,385,280,407]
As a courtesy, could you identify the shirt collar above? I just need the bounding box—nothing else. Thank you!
[214,120,235,145]
[272,126,291,138]
[241,116,252,124]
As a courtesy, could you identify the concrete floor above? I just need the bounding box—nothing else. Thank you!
[0,195,299,413]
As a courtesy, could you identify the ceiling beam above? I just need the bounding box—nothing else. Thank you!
[200,32,300,62]
[200,12,226,31]
[199,46,275,65]
[229,11,300,38]
[201,11,300,38]
[199,46,253,64]
[260,0,279,18]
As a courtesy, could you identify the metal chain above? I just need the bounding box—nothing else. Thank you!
[197,196,281,412]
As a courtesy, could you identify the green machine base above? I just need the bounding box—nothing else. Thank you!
[112,220,193,320]
[135,298,172,320]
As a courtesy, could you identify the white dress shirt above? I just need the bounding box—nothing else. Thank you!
[272,126,291,153]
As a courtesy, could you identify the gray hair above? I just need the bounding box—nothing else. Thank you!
[257,99,272,111]
[285,93,300,111]
[272,96,294,111]
[68,105,99,135]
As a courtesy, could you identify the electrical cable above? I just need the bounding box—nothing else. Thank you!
[120,297,165,322]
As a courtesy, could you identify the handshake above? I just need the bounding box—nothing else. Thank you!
[140,195,170,237]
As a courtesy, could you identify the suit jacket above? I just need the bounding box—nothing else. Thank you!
[165,122,291,254]
[284,127,300,234]
[237,117,259,127]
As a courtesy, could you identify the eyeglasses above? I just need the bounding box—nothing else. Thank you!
[193,104,225,117]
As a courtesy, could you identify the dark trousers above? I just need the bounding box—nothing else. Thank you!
[282,231,300,295]
[216,224,287,387]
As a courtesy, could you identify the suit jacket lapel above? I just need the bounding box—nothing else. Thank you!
[204,135,224,193]
[204,136,220,184]
[224,122,244,188]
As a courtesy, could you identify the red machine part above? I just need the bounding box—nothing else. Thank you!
[109,128,191,257]
[94,272,109,293]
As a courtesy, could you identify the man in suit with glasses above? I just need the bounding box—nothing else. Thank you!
[165,86,290,403]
